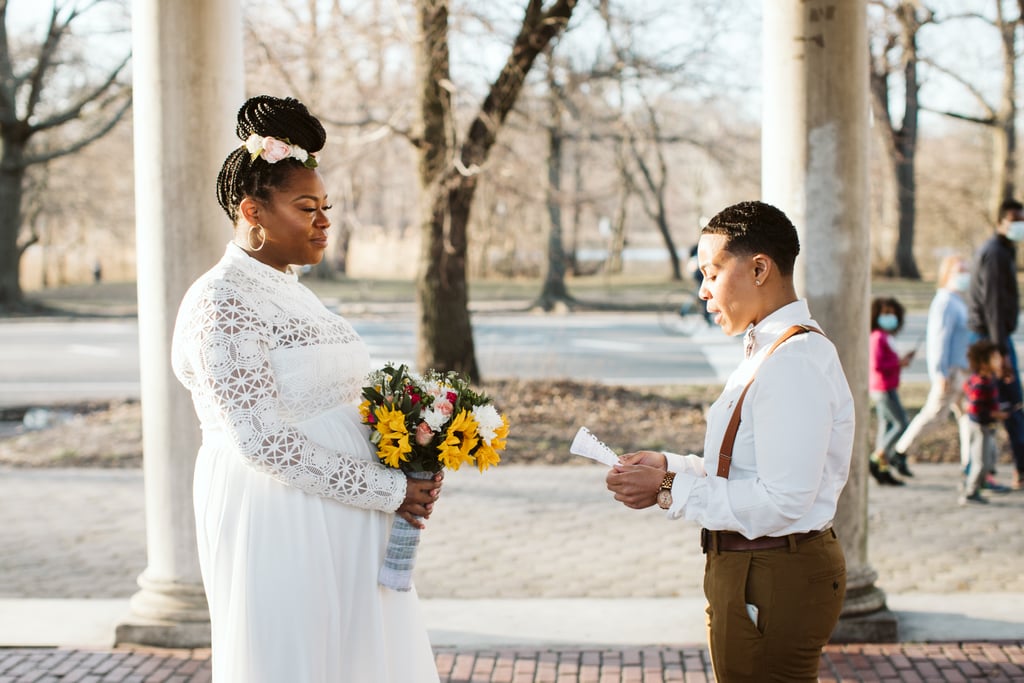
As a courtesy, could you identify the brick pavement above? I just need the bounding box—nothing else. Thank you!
[3,643,1024,681]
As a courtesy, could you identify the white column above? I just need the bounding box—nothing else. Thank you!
[762,0,897,641]
[116,0,243,648]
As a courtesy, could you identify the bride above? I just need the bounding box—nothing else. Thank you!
[172,95,442,682]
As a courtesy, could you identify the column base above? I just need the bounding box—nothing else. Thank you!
[115,572,210,648]
[115,618,210,649]
[831,608,900,643]
[830,565,899,643]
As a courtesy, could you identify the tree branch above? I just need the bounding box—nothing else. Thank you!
[23,92,131,165]
[457,0,578,173]
[30,52,130,133]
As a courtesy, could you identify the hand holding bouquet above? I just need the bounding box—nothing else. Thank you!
[360,363,509,590]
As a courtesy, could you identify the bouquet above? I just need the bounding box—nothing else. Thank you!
[360,362,509,590]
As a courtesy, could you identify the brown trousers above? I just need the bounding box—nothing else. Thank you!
[703,529,846,682]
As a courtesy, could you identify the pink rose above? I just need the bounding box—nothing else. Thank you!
[260,136,292,163]
[434,398,453,417]
[415,421,434,446]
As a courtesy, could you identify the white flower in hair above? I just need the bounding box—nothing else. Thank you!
[243,133,319,169]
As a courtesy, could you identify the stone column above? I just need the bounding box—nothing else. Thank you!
[761,0,897,642]
[116,0,243,648]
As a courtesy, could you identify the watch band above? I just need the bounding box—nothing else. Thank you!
[660,472,675,492]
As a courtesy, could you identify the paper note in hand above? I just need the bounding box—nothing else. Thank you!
[570,427,621,467]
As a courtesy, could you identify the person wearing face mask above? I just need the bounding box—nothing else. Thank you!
[967,198,1024,491]
[889,255,972,475]
[869,297,914,486]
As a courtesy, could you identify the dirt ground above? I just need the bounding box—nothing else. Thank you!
[0,380,969,468]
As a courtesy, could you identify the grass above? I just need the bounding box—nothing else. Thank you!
[19,272,945,318]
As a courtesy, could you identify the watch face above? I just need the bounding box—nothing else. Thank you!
[657,489,672,509]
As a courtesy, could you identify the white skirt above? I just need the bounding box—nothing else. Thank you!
[193,405,439,683]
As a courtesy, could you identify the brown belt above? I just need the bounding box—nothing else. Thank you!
[700,528,831,554]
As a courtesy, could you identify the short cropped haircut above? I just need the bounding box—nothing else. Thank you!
[701,201,800,276]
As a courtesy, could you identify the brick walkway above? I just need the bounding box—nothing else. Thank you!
[3,643,1024,682]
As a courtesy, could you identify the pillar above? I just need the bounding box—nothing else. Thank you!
[116,0,243,647]
[761,0,898,641]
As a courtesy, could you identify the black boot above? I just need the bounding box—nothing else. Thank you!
[870,458,905,486]
[891,452,914,478]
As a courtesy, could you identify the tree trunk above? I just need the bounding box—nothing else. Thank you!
[413,0,576,379]
[607,187,628,275]
[417,183,479,380]
[0,141,26,309]
[991,10,1017,221]
[536,69,572,310]
[893,25,920,279]
[654,195,682,281]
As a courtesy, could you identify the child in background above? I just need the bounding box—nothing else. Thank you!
[869,297,915,486]
[960,340,1008,505]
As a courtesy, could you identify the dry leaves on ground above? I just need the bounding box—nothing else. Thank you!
[0,380,970,468]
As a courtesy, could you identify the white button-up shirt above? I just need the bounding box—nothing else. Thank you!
[664,300,855,538]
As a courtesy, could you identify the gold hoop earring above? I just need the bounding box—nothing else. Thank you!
[248,223,267,252]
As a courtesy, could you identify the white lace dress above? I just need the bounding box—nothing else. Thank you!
[171,243,439,683]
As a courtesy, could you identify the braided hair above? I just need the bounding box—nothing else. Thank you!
[216,95,327,222]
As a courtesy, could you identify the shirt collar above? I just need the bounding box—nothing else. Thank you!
[743,299,814,359]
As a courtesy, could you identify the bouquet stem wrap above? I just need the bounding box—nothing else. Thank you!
[378,470,433,591]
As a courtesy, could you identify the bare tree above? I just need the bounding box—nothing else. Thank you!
[535,52,573,311]
[0,0,131,310]
[413,0,577,380]
[924,1,1021,223]
[869,0,933,279]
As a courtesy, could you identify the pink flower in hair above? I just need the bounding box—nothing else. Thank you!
[260,136,292,163]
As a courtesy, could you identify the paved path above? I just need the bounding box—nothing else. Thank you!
[2,462,1024,681]
[3,463,1023,600]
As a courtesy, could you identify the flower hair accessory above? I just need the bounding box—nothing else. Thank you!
[244,134,319,169]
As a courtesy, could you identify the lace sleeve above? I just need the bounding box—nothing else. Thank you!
[174,286,406,512]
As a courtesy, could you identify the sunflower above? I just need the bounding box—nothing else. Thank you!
[373,405,412,468]
[438,409,480,471]
[475,415,509,472]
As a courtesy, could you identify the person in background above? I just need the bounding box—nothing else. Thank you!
[890,256,971,474]
[968,198,1024,491]
[606,201,853,682]
[171,95,442,682]
[869,296,914,486]
[960,340,1008,505]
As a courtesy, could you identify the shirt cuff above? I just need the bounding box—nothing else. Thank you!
[663,451,703,520]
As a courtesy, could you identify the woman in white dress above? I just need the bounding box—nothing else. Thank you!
[171,95,443,682]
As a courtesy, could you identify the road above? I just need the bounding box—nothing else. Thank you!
[0,310,935,409]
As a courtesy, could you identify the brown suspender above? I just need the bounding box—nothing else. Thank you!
[715,324,826,479]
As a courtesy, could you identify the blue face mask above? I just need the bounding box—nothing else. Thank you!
[877,313,899,332]
[952,272,971,292]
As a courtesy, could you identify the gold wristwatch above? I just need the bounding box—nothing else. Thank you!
[657,472,676,510]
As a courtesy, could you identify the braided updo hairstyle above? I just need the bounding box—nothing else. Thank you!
[216,95,327,223]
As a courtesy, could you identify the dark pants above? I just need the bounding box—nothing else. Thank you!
[703,529,846,682]
[970,332,1024,476]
